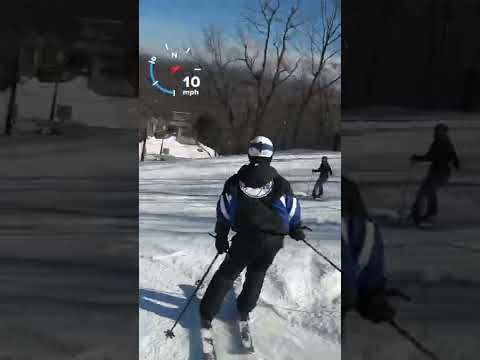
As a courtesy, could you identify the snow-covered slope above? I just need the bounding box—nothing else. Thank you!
[0,129,138,359]
[15,76,137,129]
[139,150,341,360]
[139,136,215,160]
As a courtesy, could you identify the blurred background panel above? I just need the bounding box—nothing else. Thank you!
[342,1,480,359]
[0,1,139,359]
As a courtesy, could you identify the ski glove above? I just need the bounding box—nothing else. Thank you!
[289,226,306,241]
[357,287,396,324]
[215,234,229,254]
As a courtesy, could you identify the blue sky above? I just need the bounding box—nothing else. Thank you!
[140,0,340,56]
[140,0,243,54]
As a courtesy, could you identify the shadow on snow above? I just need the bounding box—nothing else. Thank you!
[139,284,249,358]
[139,285,204,360]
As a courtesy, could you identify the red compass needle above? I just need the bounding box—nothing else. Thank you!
[169,65,182,75]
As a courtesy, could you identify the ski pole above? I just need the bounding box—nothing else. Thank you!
[399,163,414,217]
[165,245,220,338]
[307,172,315,196]
[302,239,341,273]
[299,226,341,272]
[388,320,440,360]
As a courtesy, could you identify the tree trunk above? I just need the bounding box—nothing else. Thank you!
[49,81,59,122]
[4,84,17,136]
[4,47,19,136]
[252,114,261,138]
[140,128,147,161]
[292,105,307,147]
[159,137,164,159]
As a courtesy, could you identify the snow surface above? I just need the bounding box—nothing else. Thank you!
[0,129,138,359]
[15,76,137,129]
[139,136,215,160]
[140,150,341,360]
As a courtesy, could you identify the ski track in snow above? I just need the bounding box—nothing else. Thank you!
[139,150,341,360]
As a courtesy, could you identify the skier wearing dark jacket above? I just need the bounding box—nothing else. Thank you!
[410,123,460,225]
[311,156,333,198]
[200,136,305,328]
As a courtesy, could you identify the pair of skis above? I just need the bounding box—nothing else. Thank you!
[200,276,255,359]
[200,325,217,360]
[200,320,255,360]
[200,315,255,360]
[239,319,255,352]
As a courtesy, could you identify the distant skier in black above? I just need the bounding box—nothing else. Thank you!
[311,156,333,199]
[199,136,305,329]
[410,124,460,226]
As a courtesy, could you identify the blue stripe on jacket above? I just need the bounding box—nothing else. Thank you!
[216,193,233,231]
[342,216,385,296]
[271,195,301,230]
[217,191,301,234]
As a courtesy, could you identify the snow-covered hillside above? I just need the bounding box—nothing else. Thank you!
[15,76,137,129]
[139,150,341,360]
[139,136,215,160]
[0,129,138,359]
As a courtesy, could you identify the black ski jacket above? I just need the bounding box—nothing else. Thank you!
[412,136,459,177]
[215,163,301,240]
[313,163,333,178]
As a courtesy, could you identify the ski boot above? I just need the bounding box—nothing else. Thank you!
[199,317,217,359]
[238,312,254,352]
[239,312,250,322]
[201,318,212,329]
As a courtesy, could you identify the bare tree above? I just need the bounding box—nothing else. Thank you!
[292,0,340,145]
[202,25,240,130]
[2,31,20,136]
[140,127,147,162]
[200,0,339,150]
[4,78,17,136]
[239,0,303,135]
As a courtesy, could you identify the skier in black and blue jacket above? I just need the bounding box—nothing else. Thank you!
[200,136,305,328]
[342,175,396,327]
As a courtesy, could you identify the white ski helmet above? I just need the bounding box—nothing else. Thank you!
[248,136,274,158]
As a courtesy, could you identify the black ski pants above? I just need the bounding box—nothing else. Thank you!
[312,174,328,198]
[199,233,283,321]
[412,173,449,222]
